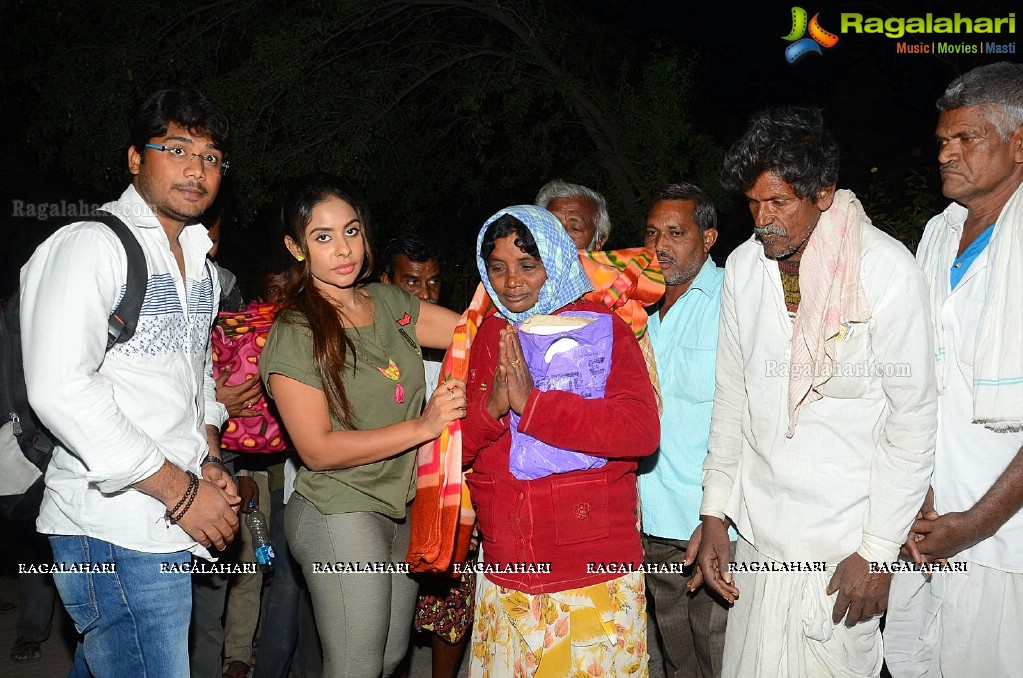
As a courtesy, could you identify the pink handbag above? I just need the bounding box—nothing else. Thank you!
[212,302,289,453]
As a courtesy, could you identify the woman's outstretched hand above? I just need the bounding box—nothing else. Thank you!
[420,378,467,439]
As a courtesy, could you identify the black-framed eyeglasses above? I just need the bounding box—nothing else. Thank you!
[145,144,231,174]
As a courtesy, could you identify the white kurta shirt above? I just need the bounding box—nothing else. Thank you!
[917,203,1023,572]
[702,222,937,565]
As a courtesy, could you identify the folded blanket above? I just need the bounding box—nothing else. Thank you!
[213,302,290,453]
[405,284,492,574]
[579,247,664,339]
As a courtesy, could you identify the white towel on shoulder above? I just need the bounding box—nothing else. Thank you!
[920,181,1023,432]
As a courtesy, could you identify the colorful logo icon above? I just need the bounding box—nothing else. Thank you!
[783,7,839,63]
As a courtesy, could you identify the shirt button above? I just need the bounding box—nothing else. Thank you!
[518,539,525,547]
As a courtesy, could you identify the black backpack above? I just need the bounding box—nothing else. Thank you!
[0,210,148,520]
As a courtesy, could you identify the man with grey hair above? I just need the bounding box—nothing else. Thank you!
[697,107,936,677]
[535,178,611,249]
[884,61,1023,678]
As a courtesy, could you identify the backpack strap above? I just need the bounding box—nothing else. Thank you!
[89,210,148,350]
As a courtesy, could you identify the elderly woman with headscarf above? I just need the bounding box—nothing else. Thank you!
[461,205,659,677]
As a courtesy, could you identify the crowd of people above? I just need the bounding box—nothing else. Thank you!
[6,60,1023,678]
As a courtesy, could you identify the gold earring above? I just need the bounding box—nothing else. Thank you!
[295,254,305,262]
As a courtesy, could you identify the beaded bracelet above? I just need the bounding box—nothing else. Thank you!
[165,471,199,526]
[165,471,195,518]
[171,474,200,524]
[170,473,199,524]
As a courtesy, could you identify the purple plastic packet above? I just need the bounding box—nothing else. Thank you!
[509,311,613,480]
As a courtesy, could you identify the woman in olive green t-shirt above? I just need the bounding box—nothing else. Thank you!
[259,173,463,678]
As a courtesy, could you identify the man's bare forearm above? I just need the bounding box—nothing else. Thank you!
[970,444,1023,539]
[205,424,222,461]
[134,425,222,505]
[133,460,190,508]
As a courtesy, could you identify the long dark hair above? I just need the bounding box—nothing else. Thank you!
[278,173,373,429]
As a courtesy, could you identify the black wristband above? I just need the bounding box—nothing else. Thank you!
[165,471,194,518]
[165,471,199,526]
[171,474,200,524]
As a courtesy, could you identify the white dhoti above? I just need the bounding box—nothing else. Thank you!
[884,560,1023,678]
[723,539,883,678]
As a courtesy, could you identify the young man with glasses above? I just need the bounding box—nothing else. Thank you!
[20,88,241,676]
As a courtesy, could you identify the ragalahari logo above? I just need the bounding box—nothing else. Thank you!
[783,7,839,63]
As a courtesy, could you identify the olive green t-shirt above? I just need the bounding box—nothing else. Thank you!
[259,283,425,517]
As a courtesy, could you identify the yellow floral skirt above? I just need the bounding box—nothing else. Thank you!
[468,571,648,678]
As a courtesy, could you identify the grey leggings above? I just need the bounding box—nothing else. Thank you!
[285,494,418,678]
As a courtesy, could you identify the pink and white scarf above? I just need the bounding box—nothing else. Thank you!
[787,189,872,436]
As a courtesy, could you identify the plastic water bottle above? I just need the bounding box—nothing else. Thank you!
[244,503,274,571]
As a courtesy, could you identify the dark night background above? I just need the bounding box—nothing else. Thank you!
[1,0,1020,306]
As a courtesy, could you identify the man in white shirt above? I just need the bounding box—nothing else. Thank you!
[20,88,240,676]
[884,62,1023,678]
[696,107,936,677]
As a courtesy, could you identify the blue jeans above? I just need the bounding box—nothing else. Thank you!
[49,535,192,678]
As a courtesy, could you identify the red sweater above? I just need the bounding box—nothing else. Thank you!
[462,299,659,593]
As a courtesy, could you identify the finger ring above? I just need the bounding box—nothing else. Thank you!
[449,391,455,401]
[244,400,252,409]
[510,358,521,366]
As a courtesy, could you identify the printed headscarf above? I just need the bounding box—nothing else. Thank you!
[475,205,593,323]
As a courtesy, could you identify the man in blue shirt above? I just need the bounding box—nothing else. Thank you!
[638,183,729,678]
[885,61,1023,678]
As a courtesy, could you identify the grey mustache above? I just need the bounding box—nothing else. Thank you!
[754,225,787,238]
